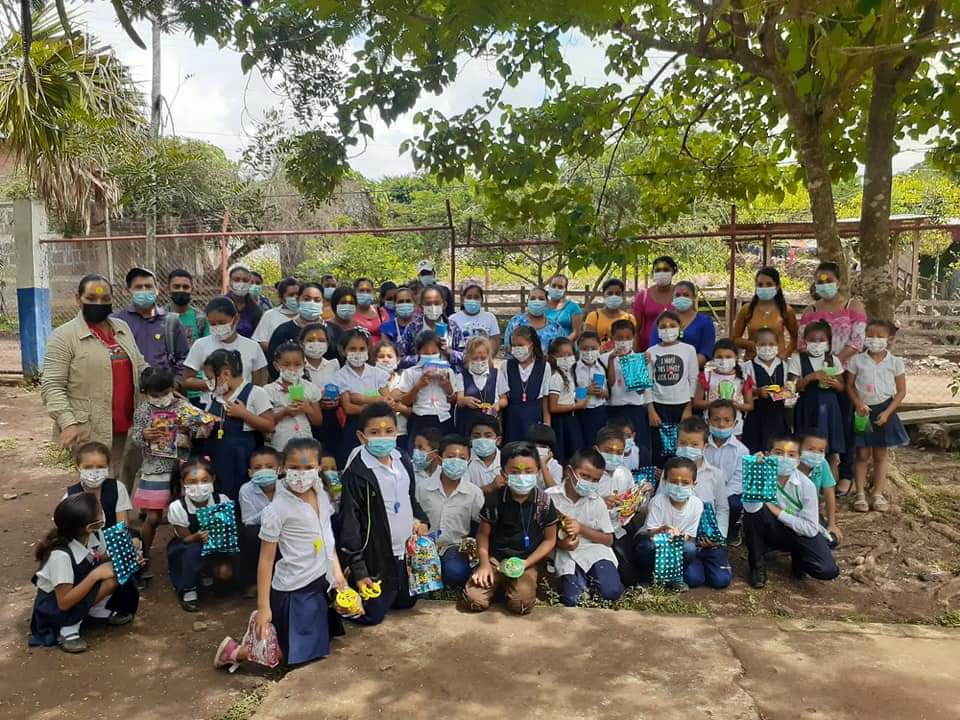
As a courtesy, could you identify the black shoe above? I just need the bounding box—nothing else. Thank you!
[108,612,134,626]
[749,567,767,589]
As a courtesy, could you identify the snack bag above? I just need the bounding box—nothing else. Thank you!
[459,537,480,568]
[652,533,684,586]
[197,500,240,557]
[405,535,443,595]
[102,521,140,585]
[614,486,644,525]
[237,610,281,670]
[741,455,779,503]
[146,409,178,458]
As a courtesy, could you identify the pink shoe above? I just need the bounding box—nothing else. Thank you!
[214,636,241,671]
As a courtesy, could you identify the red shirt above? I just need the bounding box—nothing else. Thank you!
[88,324,135,434]
[353,307,388,345]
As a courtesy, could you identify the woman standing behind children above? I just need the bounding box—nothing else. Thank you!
[742,327,791,454]
[332,329,392,466]
[574,330,609,447]
[497,325,552,443]
[846,320,908,513]
[454,335,504,437]
[266,342,323,452]
[647,311,699,464]
[547,337,587,465]
[693,339,754,435]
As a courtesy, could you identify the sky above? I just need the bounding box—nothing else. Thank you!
[81,7,927,181]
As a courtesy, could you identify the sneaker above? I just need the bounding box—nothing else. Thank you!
[728,526,743,548]
[108,612,134,626]
[853,491,870,513]
[59,634,87,653]
[749,567,767,589]
[141,564,154,581]
[181,589,200,612]
[214,636,241,670]
[871,493,890,512]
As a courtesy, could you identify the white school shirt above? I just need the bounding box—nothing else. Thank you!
[206,383,273,432]
[60,483,133,519]
[184,334,268,403]
[253,306,299,344]
[575,359,607,409]
[786,352,844,378]
[743,469,820,538]
[599,466,636,537]
[548,369,577,406]
[238,481,274,526]
[467,451,501,488]
[259,482,337,592]
[265,378,322,451]
[305,356,341,387]
[449,310,501,347]
[647,342,699,405]
[742,357,784,386]
[656,460,729,540]
[387,373,408,436]
[546,485,617,575]
[332,363,390,399]
[538,457,564,490]
[642,492,704,538]
[495,360,552,399]
[35,539,99,593]
[704,435,749,495]
[361,446,414,558]
[168,493,232,528]
[415,470,484,552]
[397,365,457,422]
[846,351,905,406]
[602,352,652,407]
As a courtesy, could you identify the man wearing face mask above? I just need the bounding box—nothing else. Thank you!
[114,267,189,378]
[253,278,303,352]
[166,269,208,347]
[416,260,455,317]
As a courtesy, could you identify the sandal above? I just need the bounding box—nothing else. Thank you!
[871,494,890,512]
[852,491,870,513]
[836,479,854,497]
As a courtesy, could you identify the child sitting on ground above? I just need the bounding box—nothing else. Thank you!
[798,432,842,547]
[64,441,134,532]
[238,447,282,597]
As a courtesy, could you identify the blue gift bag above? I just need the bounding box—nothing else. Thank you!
[197,500,240,557]
[102,521,140,585]
[406,535,444,595]
[618,353,653,392]
[652,533,685,585]
[741,455,779,503]
[697,503,725,544]
[659,424,679,456]
[634,466,657,487]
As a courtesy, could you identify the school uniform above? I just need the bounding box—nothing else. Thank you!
[305,357,342,457]
[265,378,322,452]
[603,351,653,468]
[698,369,752,435]
[64,480,132,528]
[538,456,564,491]
[338,447,429,625]
[466,451,501,490]
[574,358,608,447]
[201,384,273,499]
[599,466,642,586]
[259,482,344,664]
[742,470,839,581]
[648,342,699,465]
[547,369,584,465]
[634,492,704,588]
[29,538,140,647]
[788,352,846,455]
[415,470,484,585]
[496,358,551,443]
[704,435,749,539]
[397,364,457,453]
[386,373,408,442]
[238,481,274,587]
[546,486,623,606]
[847,351,909,448]
[462,487,559,614]
[183,334,267,405]
[330,364,391,467]
[742,358,790,454]
[166,493,234,598]
[454,366,499,437]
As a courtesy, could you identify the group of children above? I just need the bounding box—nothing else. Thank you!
[29,305,908,668]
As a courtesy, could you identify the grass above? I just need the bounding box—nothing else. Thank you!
[38,441,74,470]
[934,609,960,628]
[0,438,16,450]
[213,685,271,720]
[901,471,960,525]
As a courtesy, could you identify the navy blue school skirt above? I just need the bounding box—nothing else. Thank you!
[337,416,360,468]
[855,398,909,448]
[552,412,583,466]
[313,408,341,458]
[503,402,543,444]
[741,398,789,454]
[577,405,608,449]
[207,430,258,500]
[28,581,139,647]
[794,388,846,455]
[270,575,345,665]
[405,414,451,454]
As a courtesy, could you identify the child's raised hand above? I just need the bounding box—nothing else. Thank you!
[255,608,273,641]
[493,473,507,490]
[224,400,249,419]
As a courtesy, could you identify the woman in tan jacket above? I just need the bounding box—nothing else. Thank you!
[41,274,146,488]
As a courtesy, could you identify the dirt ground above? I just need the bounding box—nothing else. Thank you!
[0,385,958,720]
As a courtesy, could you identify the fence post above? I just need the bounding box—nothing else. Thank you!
[911,227,920,301]
[519,286,527,314]
[727,204,737,336]
[14,199,51,379]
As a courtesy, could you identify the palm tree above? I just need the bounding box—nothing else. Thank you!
[0,6,144,230]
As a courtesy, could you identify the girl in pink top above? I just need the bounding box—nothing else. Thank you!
[632,256,678,351]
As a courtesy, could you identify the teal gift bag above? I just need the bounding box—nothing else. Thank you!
[697,504,725,544]
[741,456,779,503]
[652,533,684,585]
[103,521,140,585]
[634,466,657,487]
[659,424,679,457]
[618,353,653,392]
[197,500,240,557]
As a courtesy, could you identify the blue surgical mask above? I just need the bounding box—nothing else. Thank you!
[472,437,497,458]
[336,304,356,321]
[299,301,323,321]
[442,457,469,480]
[384,300,396,311]
[600,451,623,470]
[132,290,157,308]
[672,296,694,312]
[366,436,397,458]
[777,455,800,476]
[624,438,637,453]
[710,425,734,441]
[604,295,624,310]
[396,302,415,319]
[800,450,825,469]
[420,274,436,286]
[284,298,300,313]
[756,286,777,301]
[527,299,547,316]
[675,446,702,462]
[323,286,335,300]
[357,292,375,306]
[574,477,599,498]
[507,473,537,494]
[548,287,565,301]
[412,448,431,470]
[251,469,277,487]
[666,482,693,502]
[323,469,341,486]
[463,299,482,315]
[815,282,838,299]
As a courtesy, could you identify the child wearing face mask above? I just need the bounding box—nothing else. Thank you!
[67,442,134,535]
[527,423,564,489]
[742,436,839,589]
[742,327,791,454]
[797,432,841,547]
[788,320,846,487]
[574,330,609,447]
[216,438,348,669]
[299,323,341,454]
[396,330,458,454]
[703,400,750,542]
[201,349,275,499]
[846,319,908,514]
[497,325,552,443]
[238,447,281,596]
[266,342,323,452]
[454,336,505,436]
[332,329,392,467]
[467,416,504,494]
[411,427,442,486]
[605,320,653,468]
[694,339,754,435]
[546,337,587,465]
[338,403,430,625]
[415,435,484,586]
[647,311,699,465]
[167,458,235,612]
[546,449,623,606]
[593,426,642,585]
[375,339,411,444]
[462,441,559,615]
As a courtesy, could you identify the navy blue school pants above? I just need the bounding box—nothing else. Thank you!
[559,559,624,606]
[727,493,743,539]
[239,523,261,587]
[352,557,417,626]
[685,546,732,589]
[743,506,839,580]
[440,547,472,586]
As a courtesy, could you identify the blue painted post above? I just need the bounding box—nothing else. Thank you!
[14,199,51,379]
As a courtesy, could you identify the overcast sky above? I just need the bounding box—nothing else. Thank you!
[81,8,926,181]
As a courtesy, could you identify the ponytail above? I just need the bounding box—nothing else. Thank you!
[35,494,98,564]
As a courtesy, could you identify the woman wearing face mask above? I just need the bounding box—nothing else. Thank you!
[503,287,565,354]
[381,286,418,343]
[353,277,390,345]
[632,256,679,352]
[226,265,263,339]
[399,286,465,369]
[42,274,147,489]
[731,267,798,360]
[253,278,303,353]
[450,281,502,355]
[584,278,636,351]
[328,287,361,339]
[266,283,332,379]
[544,273,583,343]
[798,261,866,497]
[649,281,716,368]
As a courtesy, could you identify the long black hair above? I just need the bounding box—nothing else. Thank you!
[711,338,744,379]
[802,320,835,365]
[204,348,244,378]
[547,336,574,391]
[35,494,99,564]
[510,324,543,363]
[745,266,788,324]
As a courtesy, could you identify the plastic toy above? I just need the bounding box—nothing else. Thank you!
[614,486,644,524]
[323,383,340,400]
[405,535,444,595]
[741,455,780,503]
[652,533,684,586]
[334,587,364,617]
[500,556,525,578]
[102,521,140,585]
[196,500,240,557]
[359,579,382,600]
[288,383,305,402]
[617,353,653,392]
[459,537,479,568]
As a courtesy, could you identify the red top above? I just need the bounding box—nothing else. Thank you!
[353,307,388,346]
[88,323,135,434]
[632,289,673,352]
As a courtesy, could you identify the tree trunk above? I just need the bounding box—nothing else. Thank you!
[858,65,900,321]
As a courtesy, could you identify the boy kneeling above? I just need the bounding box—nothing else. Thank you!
[462,441,558,615]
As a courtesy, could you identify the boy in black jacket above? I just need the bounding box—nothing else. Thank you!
[338,402,430,625]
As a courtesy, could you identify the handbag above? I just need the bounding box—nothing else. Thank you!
[697,503,725,544]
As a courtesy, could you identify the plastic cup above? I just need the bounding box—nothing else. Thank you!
[718,380,735,400]
[592,372,606,387]
[575,387,588,400]
[288,384,305,402]
[854,412,871,434]
[323,383,339,400]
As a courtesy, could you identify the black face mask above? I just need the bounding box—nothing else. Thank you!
[82,303,113,324]
[170,291,191,306]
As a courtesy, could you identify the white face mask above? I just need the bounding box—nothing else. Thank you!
[756,345,778,361]
[653,271,673,287]
[347,350,369,368]
[806,341,829,358]
[377,359,398,373]
[659,327,680,343]
[614,340,633,354]
[210,323,234,341]
[864,337,888,353]
[185,483,213,503]
[149,392,174,408]
[304,341,327,359]
[714,358,736,373]
[556,356,576,370]
[511,346,530,362]
[79,468,109,489]
[279,367,303,384]
[285,468,319,494]
[423,304,443,321]
[469,360,489,375]
[580,349,599,365]
[231,281,250,296]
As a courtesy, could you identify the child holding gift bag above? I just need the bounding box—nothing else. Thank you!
[646,311,698,466]
[693,339,754,435]
[604,319,653,469]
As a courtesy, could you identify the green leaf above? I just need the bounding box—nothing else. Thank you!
[786,35,807,73]
[795,73,814,96]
